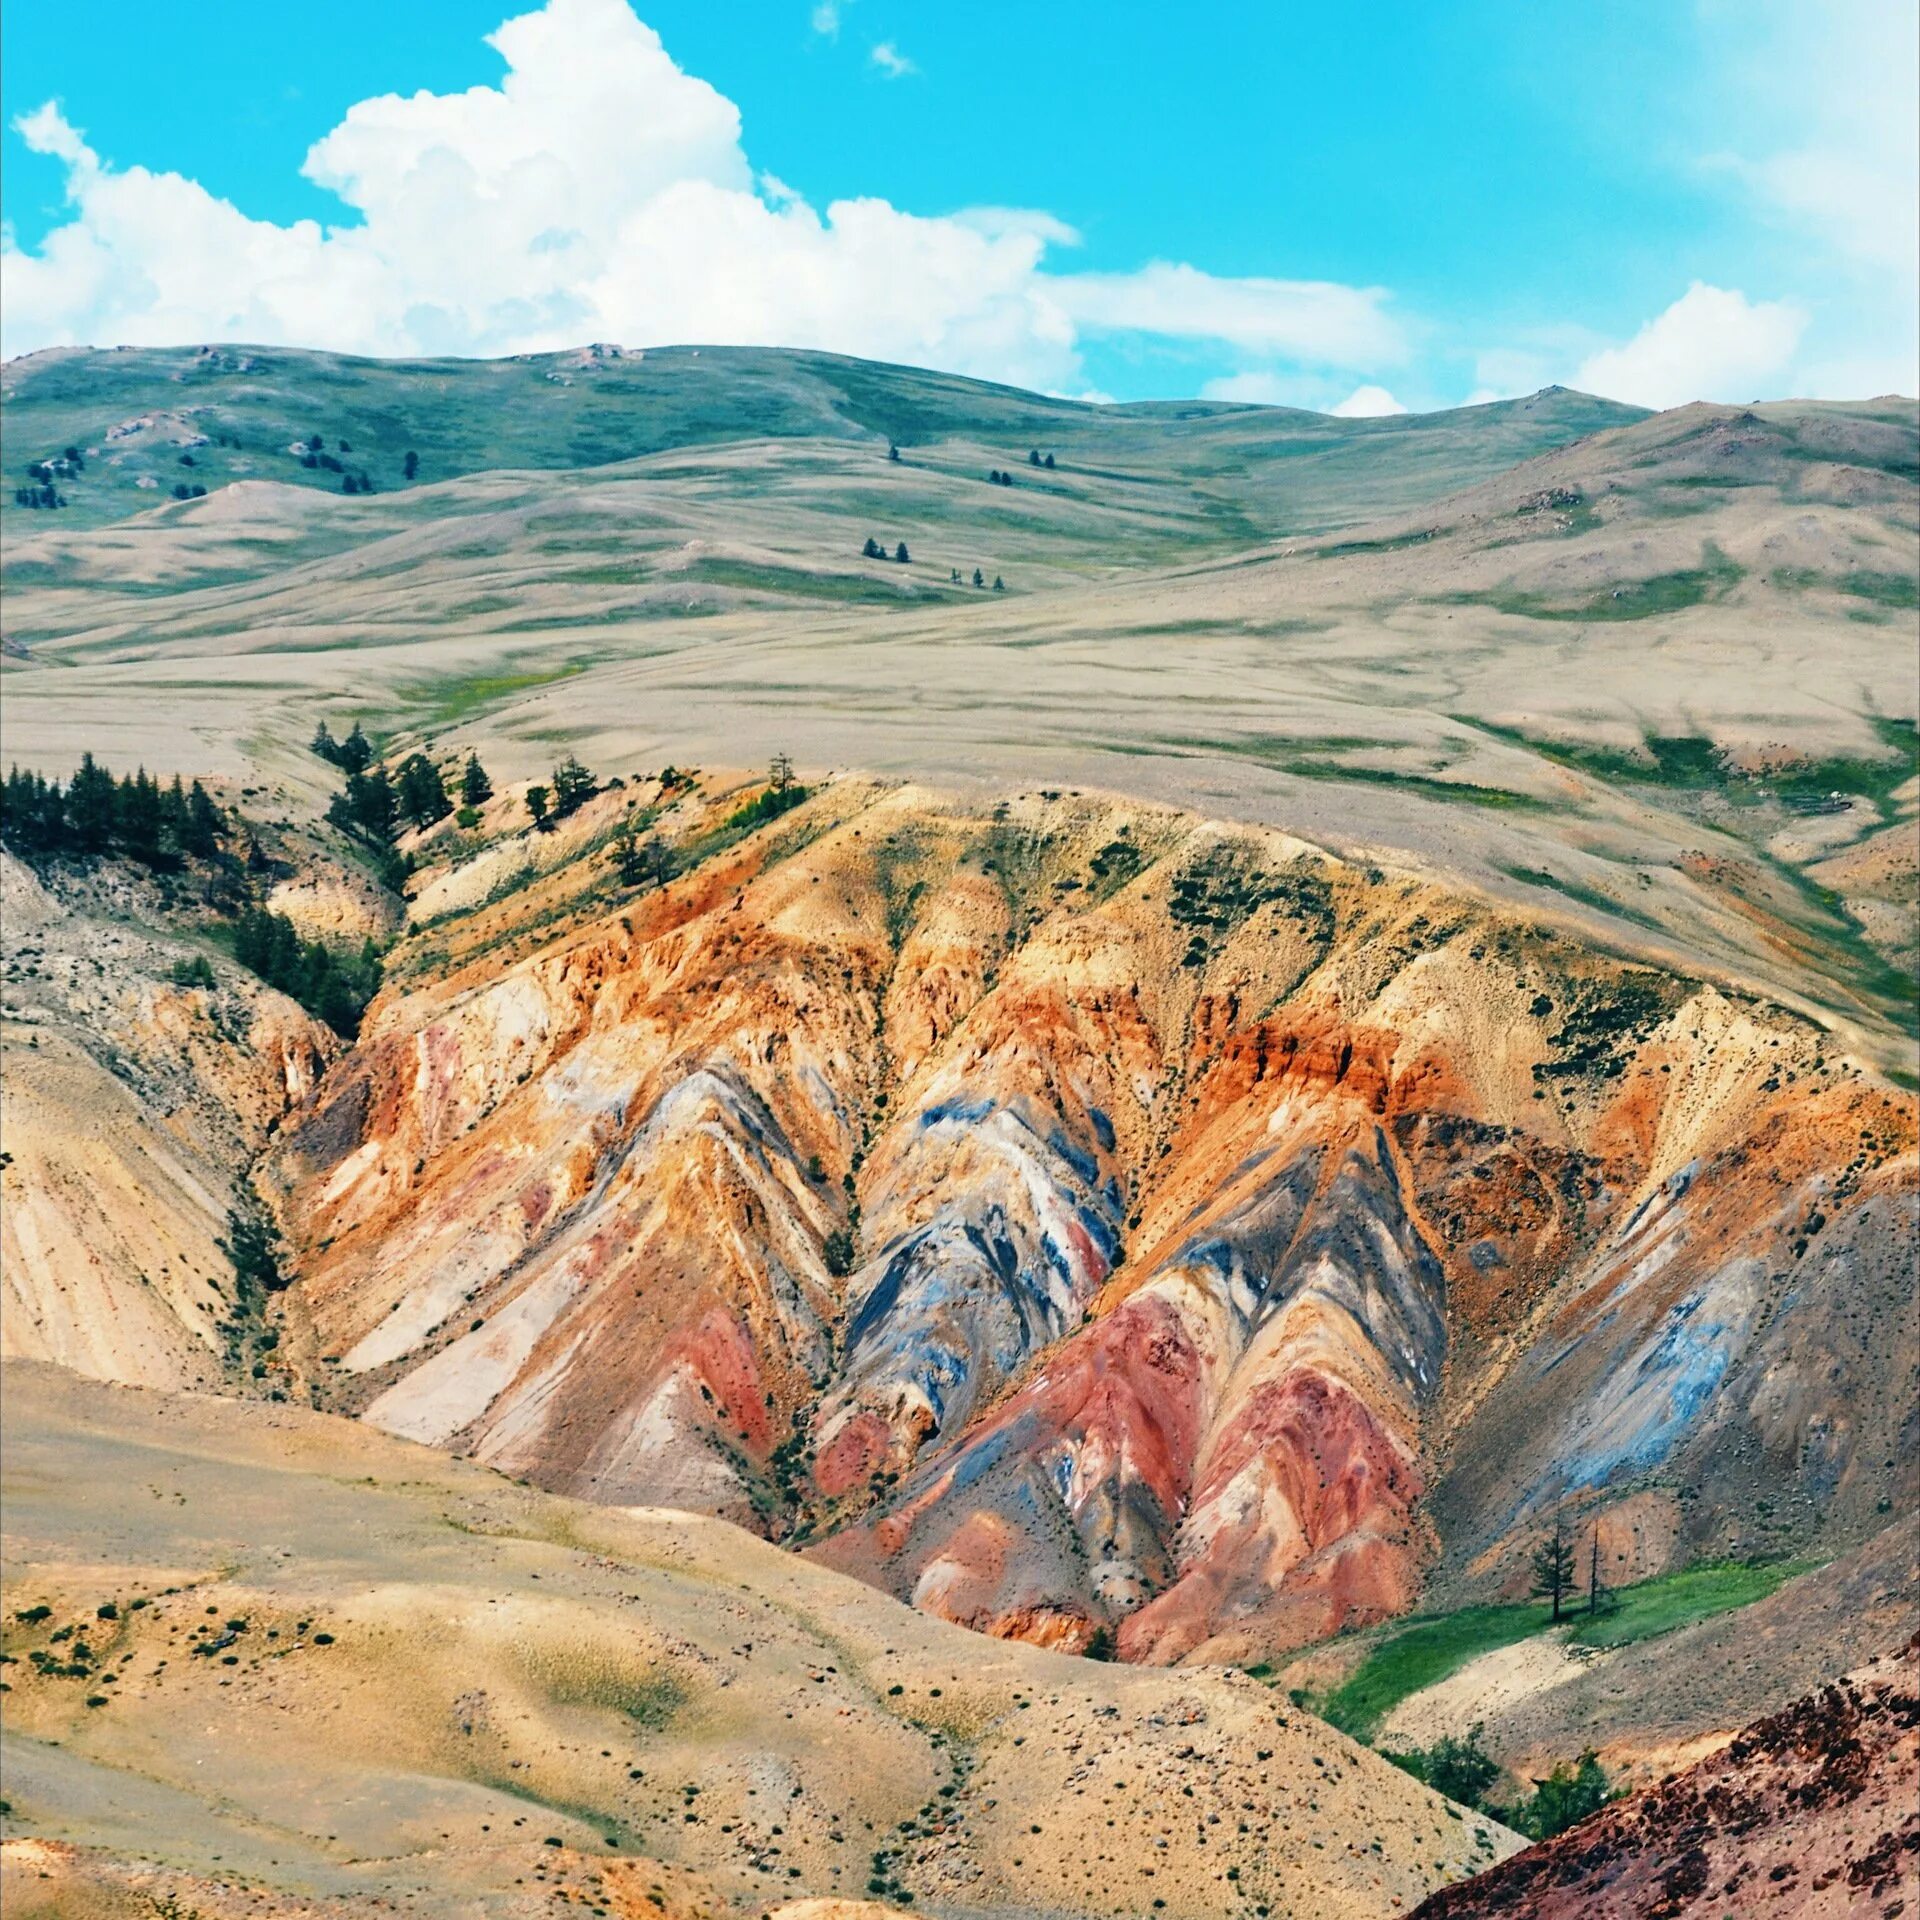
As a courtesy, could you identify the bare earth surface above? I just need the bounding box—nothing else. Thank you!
[0,1362,1516,1919]
[1407,1638,1919,1919]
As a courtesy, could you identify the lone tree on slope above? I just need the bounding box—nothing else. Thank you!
[460,752,493,807]
[338,722,374,775]
[525,783,550,829]
[1531,1516,1578,1622]
[550,753,596,819]
[894,540,910,564]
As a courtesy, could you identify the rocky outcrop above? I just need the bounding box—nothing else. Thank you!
[0,852,331,1390]
[261,781,1916,1668]
[1410,1637,1920,1918]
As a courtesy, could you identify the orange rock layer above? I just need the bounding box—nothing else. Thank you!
[269,783,1918,1665]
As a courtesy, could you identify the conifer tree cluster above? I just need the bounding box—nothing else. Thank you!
[310,722,374,773]
[232,907,383,1038]
[313,724,470,854]
[1,756,229,868]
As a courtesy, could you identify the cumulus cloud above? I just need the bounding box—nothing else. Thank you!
[1716,0,1917,280]
[1330,383,1405,417]
[1059,264,1402,365]
[1574,283,1806,408]
[868,41,916,79]
[810,1,842,36]
[0,0,1406,395]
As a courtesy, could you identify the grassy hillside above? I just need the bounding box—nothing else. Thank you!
[1,348,1911,1067]
[2,341,1642,536]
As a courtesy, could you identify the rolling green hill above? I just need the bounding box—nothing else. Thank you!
[2,341,1642,537]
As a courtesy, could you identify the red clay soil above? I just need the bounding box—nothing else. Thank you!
[1409,1637,1920,1919]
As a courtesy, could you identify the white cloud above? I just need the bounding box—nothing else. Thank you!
[1330,383,1405,417]
[869,41,916,79]
[1573,282,1806,408]
[1059,263,1403,365]
[1712,0,1917,280]
[810,1,841,36]
[0,0,1406,397]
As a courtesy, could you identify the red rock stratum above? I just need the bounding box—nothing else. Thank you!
[259,778,1917,1669]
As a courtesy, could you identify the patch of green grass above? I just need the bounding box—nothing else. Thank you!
[1313,526,1450,559]
[1771,565,1918,609]
[1567,1559,1808,1650]
[1498,861,1664,933]
[1312,1557,1817,1741]
[1838,568,1918,609]
[1477,717,1915,822]
[1447,542,1744,623]
[1317,1603,1550,1740]
[1289,761,1546,811]
[1188,734,1547,811]
[680,557,933,604]
[400,660,591,730]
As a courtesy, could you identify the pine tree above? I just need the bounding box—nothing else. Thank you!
[460,752,493,806]
[894,541,910,564]
[993,575,1005,591]
[396,754,451,830]
[116,768,164,867]
[403,450,419,480]
[183,781,226,858]
[887,443,900,462]
[1043,452,1055,469]
[334,767,396,844]
[159,775,190,849]
[551,754,596,819]
[611,819,642,887]
[67,753,118,855]
[972,568,985,588]
[338,723,373,774]
[863,536,883,559]
[1530,1517,1577,1621]
[311,721,340,765]
[1028,449,1041,466]
[525,783,551,829]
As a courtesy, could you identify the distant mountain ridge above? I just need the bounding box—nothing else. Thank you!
[1,340,1645,535]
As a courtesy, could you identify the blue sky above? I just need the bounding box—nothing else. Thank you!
[3,0,1914,409]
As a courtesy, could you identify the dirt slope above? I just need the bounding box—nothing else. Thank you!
[0,851,330,1388]
[1408,1637,1919,1919]
[0,1361,1516,1919]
